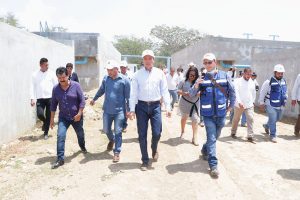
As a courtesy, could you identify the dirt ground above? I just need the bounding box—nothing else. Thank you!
[1,91,300,200]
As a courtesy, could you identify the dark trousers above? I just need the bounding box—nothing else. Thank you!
[136,101,162,164]
[36,98,51,135]
[57,117,85,161]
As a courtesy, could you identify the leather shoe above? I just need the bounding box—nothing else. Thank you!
[51,160,64,169]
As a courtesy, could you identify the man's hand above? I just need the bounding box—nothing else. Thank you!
[50,119,55,129]
[30,99,35,107]
[128,112,135,120]
[166,111,172,118]
[90,100,95,106]
[259,104,265,112]
[238,103,244,109]
[194,78,204,89]
[73,113,82,122]
[292,100,297,107]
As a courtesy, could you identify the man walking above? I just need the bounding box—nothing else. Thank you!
[90,60,130,163]
[259,64,288,143]
[120,60,131,132]
[231,68,256,142]
[30,58,57,139]
[190,53,235,178]
[50,67,87,169]
[166,67,179,110]
[129,50,171,171]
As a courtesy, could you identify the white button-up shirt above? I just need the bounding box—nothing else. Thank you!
[234,77,256,109]
[166,73,179,90]
[130,67,171,112]
[292,74,300,101]
[30,69,57,100]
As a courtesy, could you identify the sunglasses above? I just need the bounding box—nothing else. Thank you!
[203,61,213,65]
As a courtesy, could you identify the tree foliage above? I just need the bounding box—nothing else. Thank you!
[150,24,205,56]
[0,12,20,27]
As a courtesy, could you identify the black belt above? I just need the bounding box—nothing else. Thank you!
[182,96,199,117]
[138,100,160,105]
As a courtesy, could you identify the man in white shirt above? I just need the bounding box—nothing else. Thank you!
[166,67,179,110]
[129,50,171,171]
[30,58,57,139]
[231,68,256,142]
[259,64,288,143]
[291,74,300,136]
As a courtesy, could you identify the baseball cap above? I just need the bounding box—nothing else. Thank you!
[142,50,155,58]
[203,53,216,61]
[273,64,285,73]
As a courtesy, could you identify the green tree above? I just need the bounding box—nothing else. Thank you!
[0,12,20,27]
[113,35,155,66]
[150,24,206,56]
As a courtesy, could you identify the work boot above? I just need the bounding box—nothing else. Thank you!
[294,115,300,136]
[51,160,64,169]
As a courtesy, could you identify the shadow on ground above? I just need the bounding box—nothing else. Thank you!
[108,162,141,172]
[277,169,300,181]
[161,137,191,147]
[166,159,209,175]
[79,151,113,164]
[35,151,82,165]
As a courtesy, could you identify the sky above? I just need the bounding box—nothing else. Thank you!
[1,0,299,42]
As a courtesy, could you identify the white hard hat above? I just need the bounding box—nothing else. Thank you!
[273,64,285,73]
[142,50,155,58]
[106,60,119,70]
[203,53,216,61]
[120,60,128,67]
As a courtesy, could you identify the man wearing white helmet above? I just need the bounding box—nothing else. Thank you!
[259,64,288,143]
[90,60,131,162]
[189,53,235,178]
[129,50,171,171]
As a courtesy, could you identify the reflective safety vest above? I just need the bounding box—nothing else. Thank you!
[199,70,229,117]
[267,77,287,107]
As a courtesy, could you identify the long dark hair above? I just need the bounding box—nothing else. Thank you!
[185,67,199,86]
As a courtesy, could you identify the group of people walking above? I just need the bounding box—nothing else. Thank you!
[30,49,300,178]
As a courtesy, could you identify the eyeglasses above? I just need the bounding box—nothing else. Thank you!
[203,61,213,65]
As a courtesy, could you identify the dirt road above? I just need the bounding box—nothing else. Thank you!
[1,94,300,200]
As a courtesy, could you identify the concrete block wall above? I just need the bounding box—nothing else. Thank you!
[171,37,300,71]
[0,22,74,144]
[252,47,300,117]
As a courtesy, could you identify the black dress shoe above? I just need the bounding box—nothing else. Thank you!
[81,147,88,154]
[51,160,64,169]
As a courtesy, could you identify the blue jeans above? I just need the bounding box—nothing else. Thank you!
[123,111,128,130]
[103,112,125,154]
[169,89,178,109]
[265,105,283,138]
[241,112,247,125]
[57,117,85,161]
[201,116,226,170]
[136,101,162,164]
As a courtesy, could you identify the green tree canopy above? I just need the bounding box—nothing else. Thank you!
[150,24,205,56]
